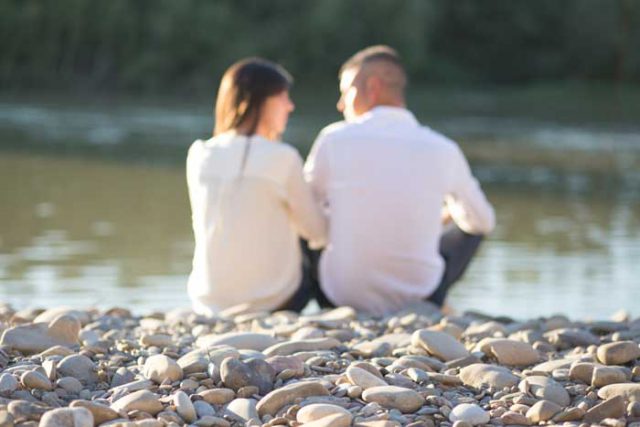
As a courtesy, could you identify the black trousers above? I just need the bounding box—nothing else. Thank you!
[284,223,484,311]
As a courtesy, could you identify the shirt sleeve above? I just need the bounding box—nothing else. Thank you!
[445,145,496,235]
[286,150,327,249]
[303,132,330,211]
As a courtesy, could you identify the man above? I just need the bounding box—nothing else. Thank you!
[304,45,495,315]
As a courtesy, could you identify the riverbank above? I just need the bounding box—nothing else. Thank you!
[1,303,639,426]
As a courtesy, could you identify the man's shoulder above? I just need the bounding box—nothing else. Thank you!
[317,120,351,140]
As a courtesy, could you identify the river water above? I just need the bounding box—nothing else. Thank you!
[1,89,639,320]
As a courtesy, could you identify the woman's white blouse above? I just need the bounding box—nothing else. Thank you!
[186,132,326,314]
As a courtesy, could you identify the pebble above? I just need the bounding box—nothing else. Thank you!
[519,375,570,407]
[57,354,99,386]
[597,341,640,365]
[584,396,626,423]
[224,398,259,423]
[193,400,216,418]
[459,363,520,389]
[361,386,425,413]
[411,329,469,361]
[197,332,279,351]
[111,390,164,415]
[476,338,540,366]
[69,400,120,425]
[38,407,93,427]
[0,372,19,394]
[57,377,84,394]
[142,354,183,383]
[0,314,80,354]
[592,365,630,387]
[449,403,490,425]
[262,337,341,356]
[303,412,353,427]
[297,403,353,424]
[347,366,388,389]
[174,390,196,423]
[140,333,173,348]
[256,381,329,417]
[220,357,275,394]
[20,370,53,391]
[525,400,562,423]
[177,350,209,374]
[199,388,236,405]
[598,383,640,401]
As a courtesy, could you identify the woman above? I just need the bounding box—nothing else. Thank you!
[186,58,326,315]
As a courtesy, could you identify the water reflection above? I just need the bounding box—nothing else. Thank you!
[1,151,638,319]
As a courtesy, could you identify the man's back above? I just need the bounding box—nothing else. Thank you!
[305,106,494,314]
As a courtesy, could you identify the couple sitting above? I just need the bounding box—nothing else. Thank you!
[186,46,495,317]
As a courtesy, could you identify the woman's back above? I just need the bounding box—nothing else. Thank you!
[186,132,324,313]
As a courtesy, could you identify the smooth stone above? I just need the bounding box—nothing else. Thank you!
[302,412,352,427]
[584,396,626,424]
[551,407,586,422]
[139,334,172,348]
[533,356,592,373]
[297,403,352,424]
[598,383,640,401]
[142,354,183,384]
[220,357,275,394]
[0,373,19,394]
[70,400,120,425]
[459,363,520,389]
[0,315,80,354]
[476,338,540,366]
[346,366,388,390]
[111,390,163,415]
[57,355,98,386]
[39,407,93,427]
[40,346,76,358]
[519,376,570,407]
[592,366,631,387]
[8,400,48,421]
[449,403,490,426]
[20,371,52,391]
[291,326,325,340]
[208,347,241,366]
[544,328,599,348]
[256,381,329,417]
[464,321,507,339]
[177,350,208,374]
[265,355,305,377]
[262,338,341,356]
[197,332,279,351]
[0,410,14,427]
[198,388,235,405]
[361,386,425,413]
[526,400,562,423]
[501,410,531,425]
[193,400,216,418]
[411,329,469,362]
[33,308,90,326]
[597,341,640,365]
[57,377,84,394]
[174,390,196,423]
[569,361,601,383]
[224,398,259,422]
[193,415,231,427]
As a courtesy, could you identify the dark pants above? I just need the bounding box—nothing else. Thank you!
[288,223,484,311]
[274,241,322,312]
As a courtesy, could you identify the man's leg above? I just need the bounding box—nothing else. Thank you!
[300,240,336,309]
[427,223,484,307]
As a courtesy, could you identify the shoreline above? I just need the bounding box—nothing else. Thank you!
[1,303,639,426]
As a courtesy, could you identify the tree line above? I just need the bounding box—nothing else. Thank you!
[1,0,638,95]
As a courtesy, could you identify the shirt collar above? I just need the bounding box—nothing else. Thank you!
[357,105,419,126]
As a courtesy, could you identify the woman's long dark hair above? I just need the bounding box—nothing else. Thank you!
[214,58,293,136]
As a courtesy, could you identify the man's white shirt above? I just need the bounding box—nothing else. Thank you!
[304,106,495,315]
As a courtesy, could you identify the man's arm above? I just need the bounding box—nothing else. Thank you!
[445,145,495,235]
[303,133,330,213]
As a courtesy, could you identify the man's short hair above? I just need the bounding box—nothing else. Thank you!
[339,45,405,77]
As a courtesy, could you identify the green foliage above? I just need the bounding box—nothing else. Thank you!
[1,0,639,94]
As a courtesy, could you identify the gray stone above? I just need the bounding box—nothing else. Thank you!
[346,366,388,390]
[459,363,520,390]
[519,376,570,407]
[449,403,490,426]
[193,400,216,418]
[110,390,163,415]
[174,390,196,423]
[0,373,19,394]
[142,354,183,384]
[177,350,208,374]
[411,329,469,362]
[69,400,120,425]
[220,357,275,394]
[526,400,562,423]
[361,386,425,413]
[38,407,93,427]
[0,315,80,354]
[584,396,626,424]
[57,377,84,394]
[262,338,341,357]
[197,332,279,351]
[57,355,98,386]
[20,371,52,391]
[475,338,540,366]
[256,381,329,417]
[224,398,259,423]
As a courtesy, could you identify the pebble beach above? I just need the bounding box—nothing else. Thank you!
[1,302,639,427]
